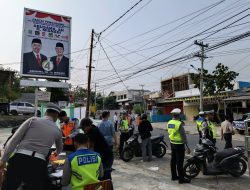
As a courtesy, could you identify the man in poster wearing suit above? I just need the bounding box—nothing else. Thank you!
[23,38,47,74]
[50,42,69,77]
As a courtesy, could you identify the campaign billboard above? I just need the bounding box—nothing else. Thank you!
[21,8,71,79]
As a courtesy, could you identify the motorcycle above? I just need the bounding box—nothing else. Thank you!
[121,133,168,162]
[184,139,247,178]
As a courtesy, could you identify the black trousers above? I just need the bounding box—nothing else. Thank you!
[119,132,130,155]
[224,133,233,149]
[2,153,49,190]
[114,121,118,132]
[198,131,202,144]
[170,143,185,181]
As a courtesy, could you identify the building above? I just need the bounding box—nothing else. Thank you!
[109,89,150,110]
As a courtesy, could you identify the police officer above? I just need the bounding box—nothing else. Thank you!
[0,103,63,190]
[119,113,130,156]
[202,110,216,145]
[62,133,103,190]
[167,108,191,184]
[58,111,78,152]
[196,111,206,144]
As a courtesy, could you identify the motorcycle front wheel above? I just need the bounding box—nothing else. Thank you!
[229,158,247,177]
[154,144,166,158]
[183,161,201,179]
[121,147,134,162]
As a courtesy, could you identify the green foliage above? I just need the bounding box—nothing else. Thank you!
[104,96,118,109]
[190,63,239,96]
[133,104,143,114]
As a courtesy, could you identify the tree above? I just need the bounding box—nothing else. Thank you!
[104,96,118,110]
[133,104,144,114]
[191,63,239,121]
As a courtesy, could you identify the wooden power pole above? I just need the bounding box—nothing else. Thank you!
[86,29,95,118]
[194,40,208,112]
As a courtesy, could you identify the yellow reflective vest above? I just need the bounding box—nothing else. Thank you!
[69,149,102,190]
[167,120,184,144]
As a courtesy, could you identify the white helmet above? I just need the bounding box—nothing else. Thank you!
[170,108,181,114]
[199,111,205,115]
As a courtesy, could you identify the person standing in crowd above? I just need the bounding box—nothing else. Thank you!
[62,133,103,190]
[167,108,191,184]
[113,112,118,132]
[138,114,153,162]
[196,111,206,144]
[80,118,113,183]
[119,113,130,157]
[98,111,118,164]
[221,115,234,149]
[59,111,78,152]
[202,110,217,145]
[0,103,63,190]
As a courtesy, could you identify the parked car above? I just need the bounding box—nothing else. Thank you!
[9,102,36,115]
[232,113,250,134]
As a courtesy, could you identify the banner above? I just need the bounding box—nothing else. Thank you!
[36,91,51,101]
[21,8,71,79]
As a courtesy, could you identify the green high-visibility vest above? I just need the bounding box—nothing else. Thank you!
[167,120,184,144]
[208,121,216,139]
[69,149,102,190]
[120,119,129,132]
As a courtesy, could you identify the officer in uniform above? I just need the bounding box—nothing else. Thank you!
[167,108,191,184]
[59,111,78,152]
[0,103,62,190]
[202,110,216,145]
[196,111,206,144]
[62,133,103,190]
[119,113,130,157]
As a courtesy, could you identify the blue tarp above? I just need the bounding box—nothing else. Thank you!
[151,114,186,123]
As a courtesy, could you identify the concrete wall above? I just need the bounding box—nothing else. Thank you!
[183,105,199,121]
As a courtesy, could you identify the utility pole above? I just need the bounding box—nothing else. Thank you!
[194,40,208,112]
[102,90,105,111]
[94,83,97,106]
[86,29,95,118]
[139,84,145,113]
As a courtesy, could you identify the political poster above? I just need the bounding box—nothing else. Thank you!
[21,8,71,79]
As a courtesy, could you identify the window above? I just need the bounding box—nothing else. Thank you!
[26,103,34,107]
[10,102,18,106]
[18,103,24,107]
[124,94,127,99]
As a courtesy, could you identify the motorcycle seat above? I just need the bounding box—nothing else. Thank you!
[215,148,241,163]
[151,135,163,141]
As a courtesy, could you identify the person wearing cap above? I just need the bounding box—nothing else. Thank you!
[166,108,191,184]
[59,111,79,152]
[202,110,217,145]
[23,38,47,74]
[0,103,63,190]
[61,133,103,190]
[119,113,130,157]
[196,111,206,144]
[50,42,69,77]
[80,118,113,186]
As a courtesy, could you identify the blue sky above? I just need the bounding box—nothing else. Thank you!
[0,0,249,93]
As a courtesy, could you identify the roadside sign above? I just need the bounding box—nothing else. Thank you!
[36,91,51,101]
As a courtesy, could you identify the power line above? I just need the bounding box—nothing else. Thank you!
[98,0,145,35]
[98,40,128,91]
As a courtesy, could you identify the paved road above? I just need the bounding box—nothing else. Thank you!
[152,128,244,151]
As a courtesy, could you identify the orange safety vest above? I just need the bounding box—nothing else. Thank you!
[61,121,75,145]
